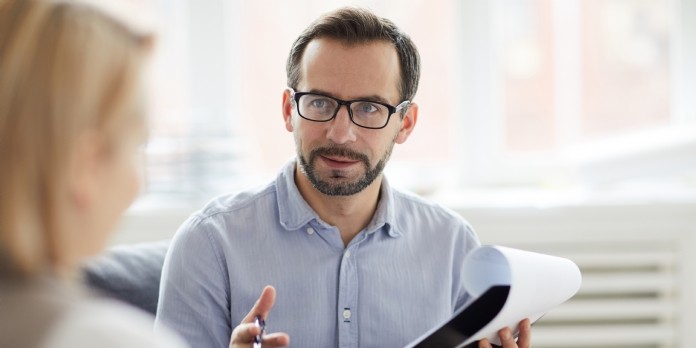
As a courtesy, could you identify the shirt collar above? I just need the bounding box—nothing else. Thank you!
[277,159,317,230]
[276,158,401,238]
[367,174,401,237]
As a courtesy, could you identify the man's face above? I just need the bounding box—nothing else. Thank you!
[282,38,416,196]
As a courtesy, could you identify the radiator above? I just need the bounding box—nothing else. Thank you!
[458,202,696,348]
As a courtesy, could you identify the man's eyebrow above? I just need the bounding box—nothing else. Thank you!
[308,89,393,105]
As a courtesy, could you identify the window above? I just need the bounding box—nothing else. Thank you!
[135,0,696,210]
[138,0,464,208]
[457,0,696,190]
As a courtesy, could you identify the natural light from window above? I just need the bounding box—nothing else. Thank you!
[134,0,696,211]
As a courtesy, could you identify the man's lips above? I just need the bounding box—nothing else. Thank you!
[320,155,360,168]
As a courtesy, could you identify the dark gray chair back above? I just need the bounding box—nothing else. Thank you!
[83,240,169,315]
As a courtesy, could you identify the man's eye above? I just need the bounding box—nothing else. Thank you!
[310,99,330,108]
[356,102,378,113]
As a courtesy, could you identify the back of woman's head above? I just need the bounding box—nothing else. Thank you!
[0,0,153,277]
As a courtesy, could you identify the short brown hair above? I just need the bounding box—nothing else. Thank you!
[286,7,421,102]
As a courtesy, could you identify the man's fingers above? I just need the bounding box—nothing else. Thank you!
[230,322,261,344]
[479,319,532,348]
[498,326,516,347]
[230,285,290,348]
[241,285,276,323]
[229,322,290,347]
[229,324,290,346]
[478,338,493,348]
[262,333,291,347]
[516,319,532,348]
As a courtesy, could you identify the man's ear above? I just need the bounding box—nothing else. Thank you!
[395,102,418,144]
[67,131,106,212]
[282,89,295,132]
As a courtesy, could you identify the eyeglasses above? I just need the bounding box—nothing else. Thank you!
[292,91,410,129]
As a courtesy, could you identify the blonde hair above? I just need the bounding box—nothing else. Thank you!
[0,0,153,276]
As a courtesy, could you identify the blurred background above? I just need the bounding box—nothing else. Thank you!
[115,0,696,347]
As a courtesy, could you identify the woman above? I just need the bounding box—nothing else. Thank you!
[0,1,187,347]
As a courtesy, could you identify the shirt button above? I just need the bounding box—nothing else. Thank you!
[306,227,315,235]
[344,250,351,258]
[342,309,352,319]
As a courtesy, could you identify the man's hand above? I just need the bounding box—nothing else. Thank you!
[478,318,531,348]
[229,285,290,348]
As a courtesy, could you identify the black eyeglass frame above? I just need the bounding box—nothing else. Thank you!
[292,91,411,130]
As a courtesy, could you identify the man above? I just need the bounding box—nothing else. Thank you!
[156,7,531,348]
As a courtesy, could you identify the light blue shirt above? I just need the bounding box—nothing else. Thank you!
[156,159,480,348]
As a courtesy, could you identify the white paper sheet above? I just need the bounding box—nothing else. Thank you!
[461,245,582,346]
[407,245,582,347]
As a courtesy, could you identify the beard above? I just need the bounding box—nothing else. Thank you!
[297,142,395,196]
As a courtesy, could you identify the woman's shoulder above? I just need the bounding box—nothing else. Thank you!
[0,277,187,348]
[41,296,188,348]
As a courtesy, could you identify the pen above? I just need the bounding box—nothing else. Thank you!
[253,315,265,348]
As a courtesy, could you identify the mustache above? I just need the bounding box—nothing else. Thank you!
[310,146,369,164]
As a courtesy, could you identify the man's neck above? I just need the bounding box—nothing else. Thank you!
[294,167,381,247]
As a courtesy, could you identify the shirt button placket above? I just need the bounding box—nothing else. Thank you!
[337,247,358,348]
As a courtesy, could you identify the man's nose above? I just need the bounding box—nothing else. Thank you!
[325,105,357,145]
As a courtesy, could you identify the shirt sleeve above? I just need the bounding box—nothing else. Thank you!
[454,219,482,312]
[155,214,232,348]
